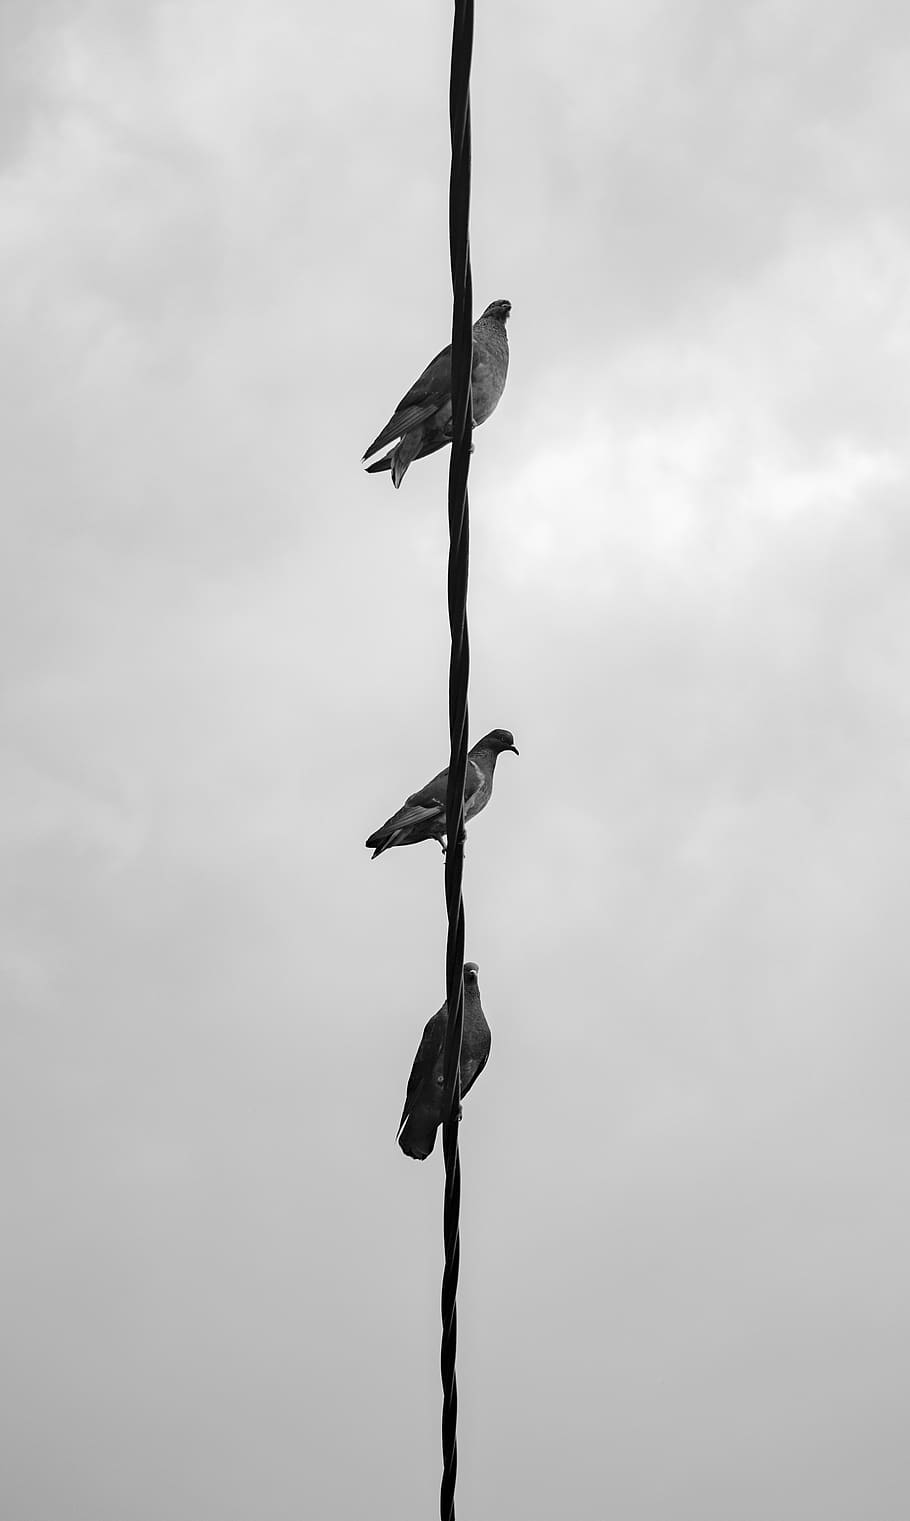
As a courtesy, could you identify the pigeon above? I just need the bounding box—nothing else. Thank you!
[398,962,491,1160]
[362,299,511,488]
[365,729,518,858]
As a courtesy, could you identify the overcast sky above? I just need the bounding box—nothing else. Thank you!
[3,2,910,1517]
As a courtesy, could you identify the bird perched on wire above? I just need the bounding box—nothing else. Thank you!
[398,962,490,1160]
[362,299,511,488]
[365,729,518,858]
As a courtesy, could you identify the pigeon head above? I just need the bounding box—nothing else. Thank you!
[464,962,480,982]
[477,728,519,756]
[481,299,511,323]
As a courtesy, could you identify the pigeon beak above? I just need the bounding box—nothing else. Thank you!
[508,744,519,755]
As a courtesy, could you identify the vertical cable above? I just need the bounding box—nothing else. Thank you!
[440,2,474,1519]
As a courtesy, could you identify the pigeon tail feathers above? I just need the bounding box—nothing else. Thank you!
[397,1113,438,1160]
[365,827,398,857]
[390,429,423,489]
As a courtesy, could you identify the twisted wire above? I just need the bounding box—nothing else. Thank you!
[440,2,474,1519]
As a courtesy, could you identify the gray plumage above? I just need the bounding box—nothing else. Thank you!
[362,300,511,487]
[398,962,491,1160]
[365,729,518,858]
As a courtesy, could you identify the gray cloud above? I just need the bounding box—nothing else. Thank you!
[2,1,909,1517]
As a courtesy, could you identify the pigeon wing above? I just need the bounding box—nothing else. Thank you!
[406,755,483,815]
[398,1005,446,1133]
[376,799,442,836]
[461,1043,490,1102]
[371,757,484,843]
[362,342,454,461]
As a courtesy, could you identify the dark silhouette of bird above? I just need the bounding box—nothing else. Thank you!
[398,962,491,1160]
[362,299,511,487]
[365,730,518,858]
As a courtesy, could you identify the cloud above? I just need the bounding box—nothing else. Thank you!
[3,2,910,1517]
